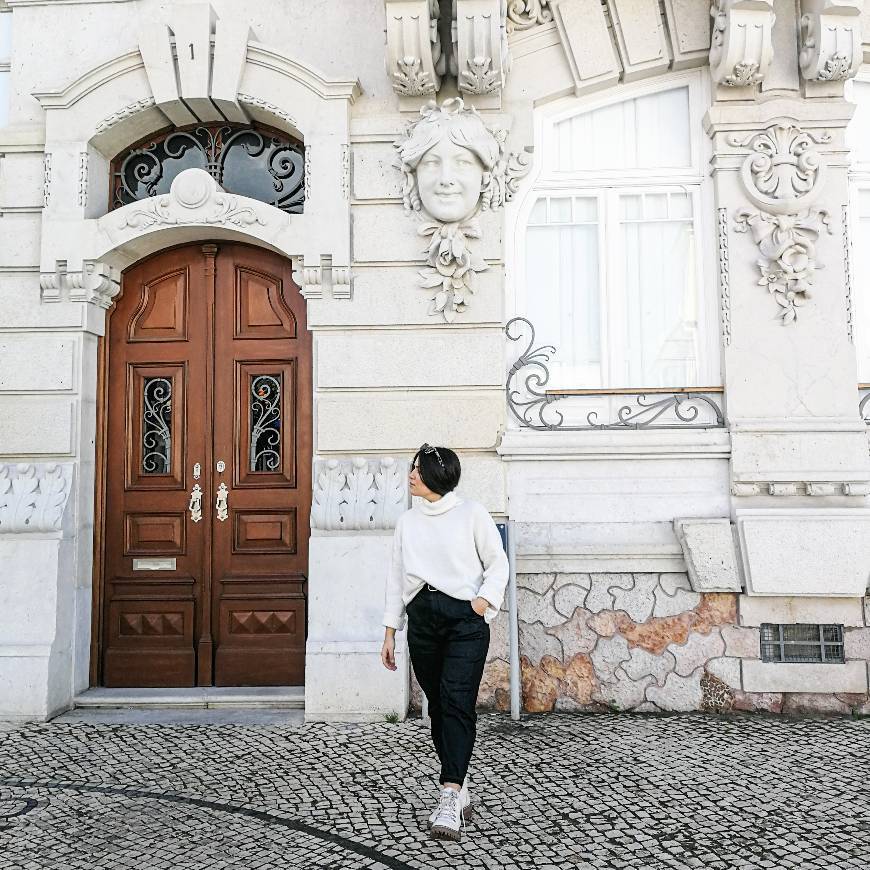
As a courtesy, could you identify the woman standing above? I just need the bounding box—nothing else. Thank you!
[380,444,509,842]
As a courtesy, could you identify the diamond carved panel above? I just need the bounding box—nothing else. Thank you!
[119,612,185,636]
[229,610,297,635]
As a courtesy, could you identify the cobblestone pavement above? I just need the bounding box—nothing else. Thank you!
[1,712,869,869]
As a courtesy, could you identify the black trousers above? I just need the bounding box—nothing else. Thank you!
[406,585,491,785]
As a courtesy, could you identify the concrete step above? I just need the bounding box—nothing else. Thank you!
[74,687,305,710]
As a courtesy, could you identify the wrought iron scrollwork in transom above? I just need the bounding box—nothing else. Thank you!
[111,123,305,214]
[860,386,870,425]
[505,317,726,431]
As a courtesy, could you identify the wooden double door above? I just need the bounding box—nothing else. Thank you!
[100,243,311,687]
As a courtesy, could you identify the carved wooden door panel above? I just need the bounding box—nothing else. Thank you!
[101,243,310,687]
[211,244,311,686]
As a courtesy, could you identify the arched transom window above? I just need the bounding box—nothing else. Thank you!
[516,73,718,390]
[110,122,305,214]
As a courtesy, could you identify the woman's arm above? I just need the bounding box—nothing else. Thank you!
[473,505,510,616]
[382,516,406,631]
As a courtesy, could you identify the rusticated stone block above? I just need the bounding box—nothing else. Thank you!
[620,612,694,655]
[670,630,726,677]
[622,647,676,687]
[546,608,598,656]
[674,518,742,592]
[611,574,658,623]
[653,573,701,617]
[521,655,563,713]
[646,671,703,712]
[594,672,653,712]
[563,654,598,705]
[693,593,738,634]
[722,625,761,659]
[590,634,631,683]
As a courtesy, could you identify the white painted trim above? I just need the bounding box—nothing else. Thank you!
[498,428,732,460]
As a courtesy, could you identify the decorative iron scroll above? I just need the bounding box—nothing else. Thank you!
[505,317,726,430]
[860,386,870,424]
[111,123,305,214]
[142,377,172,474]
[250,374,282,472]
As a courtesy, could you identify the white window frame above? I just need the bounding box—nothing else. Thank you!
[507,69,720,391]
[0,9,11,129]
[846,67,870,385]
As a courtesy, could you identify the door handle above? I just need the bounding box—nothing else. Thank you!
[216,482,229,522]
[189,483,203,523]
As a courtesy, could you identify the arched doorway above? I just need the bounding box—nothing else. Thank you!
[98,242,312,687]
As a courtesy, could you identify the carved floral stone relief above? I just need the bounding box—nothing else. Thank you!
[120,168,268,231]
[731,123,833,325]
[311,457,409,531]
[505,0,553,32]
[0,464,74,534]
[394,98,531,322]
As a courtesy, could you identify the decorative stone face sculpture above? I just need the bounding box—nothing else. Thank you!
[395,98,531,322]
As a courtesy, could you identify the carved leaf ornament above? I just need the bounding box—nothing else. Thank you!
[732,122,832,324]
[310,457,408,531]
[0,464,73,533]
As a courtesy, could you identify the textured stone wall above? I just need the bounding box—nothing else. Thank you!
[410,576,870,716]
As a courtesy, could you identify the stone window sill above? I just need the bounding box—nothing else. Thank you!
[497,427,732,461]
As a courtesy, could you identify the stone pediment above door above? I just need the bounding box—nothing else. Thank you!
[32,2,360,313]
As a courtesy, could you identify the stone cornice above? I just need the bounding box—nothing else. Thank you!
[31,51,144,111]
[246,45,361,103]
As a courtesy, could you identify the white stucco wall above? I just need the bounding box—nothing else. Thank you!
[0,0,868,720]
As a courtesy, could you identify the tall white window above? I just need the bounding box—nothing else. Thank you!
[846,73,870,383]
[0,11,10,128]
[517,74,717,390]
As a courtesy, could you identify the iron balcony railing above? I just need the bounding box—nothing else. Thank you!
[505,317,726,431]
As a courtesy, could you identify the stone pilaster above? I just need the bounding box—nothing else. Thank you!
[705,30,870,595]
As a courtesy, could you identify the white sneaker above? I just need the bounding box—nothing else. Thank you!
[430,784,472,841]
[428,778,471,828]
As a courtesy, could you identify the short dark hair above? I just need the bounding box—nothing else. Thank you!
[412,445,461,496]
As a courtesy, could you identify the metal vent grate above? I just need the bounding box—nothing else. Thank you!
[760,624,845,664]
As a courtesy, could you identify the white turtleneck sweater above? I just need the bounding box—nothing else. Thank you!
[382,490,509,631]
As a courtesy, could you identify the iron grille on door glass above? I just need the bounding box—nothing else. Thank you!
[760,624,845,663]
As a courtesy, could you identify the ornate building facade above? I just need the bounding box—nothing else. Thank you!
[1,0,869,721]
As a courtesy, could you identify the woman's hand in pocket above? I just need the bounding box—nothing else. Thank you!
[471,597,490,617]
[381,630,397,671]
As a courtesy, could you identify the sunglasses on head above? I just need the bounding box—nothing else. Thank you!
[412,443,445,470]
